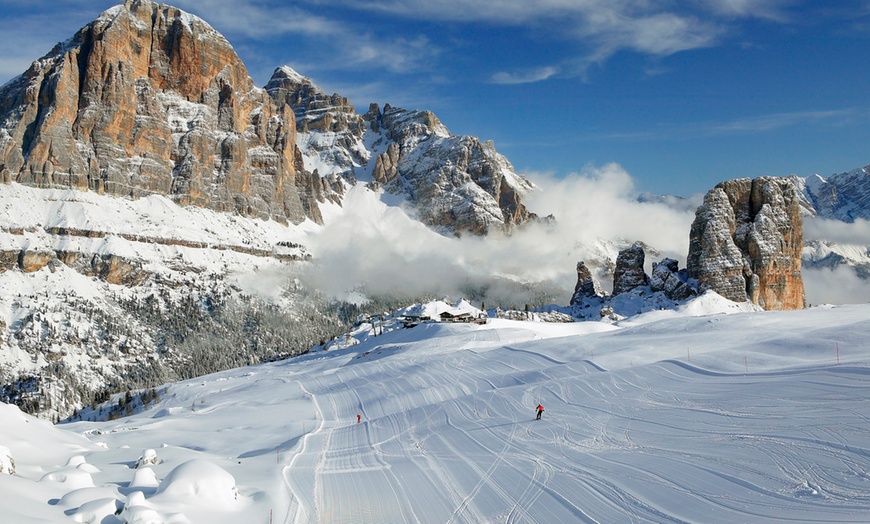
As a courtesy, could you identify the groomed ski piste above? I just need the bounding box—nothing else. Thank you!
[2,296,870,523]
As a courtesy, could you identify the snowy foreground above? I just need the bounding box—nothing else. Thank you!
[2,298,870,523]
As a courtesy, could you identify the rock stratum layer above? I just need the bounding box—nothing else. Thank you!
[687,177,805,310]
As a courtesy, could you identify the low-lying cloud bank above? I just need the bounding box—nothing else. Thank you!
[802,217,870,305]
[304,163,700,307]
[301,164,868,308]
[803,266,870,306]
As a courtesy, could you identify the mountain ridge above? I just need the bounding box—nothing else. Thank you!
[0,0,537,237]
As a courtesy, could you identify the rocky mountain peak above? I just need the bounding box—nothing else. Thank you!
[361,102,536,235]
[687,176,805,310]
[266,65,368,182]
[570,261,603,305]
[0,0,308,224]
[0,0,538,237]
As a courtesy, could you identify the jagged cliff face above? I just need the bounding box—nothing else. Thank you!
[266,66,368,181]
[267,66,538,235]
[363,104,535,235]
[687,177,805,310]
[0,0,306,224]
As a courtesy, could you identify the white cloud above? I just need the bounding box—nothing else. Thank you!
[523,164,697,259]
[803,267,870,305]
[702,0,796,21]
[709,109,858,135]
[804,217,870,245]
[345,35,439,74]
[303,165,698,307]
[590,108,862,143]
[171,0,342,38]
[326,0,787,77]
[491,66,559,85]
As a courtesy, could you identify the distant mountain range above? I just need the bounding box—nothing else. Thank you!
[789,167,870,280]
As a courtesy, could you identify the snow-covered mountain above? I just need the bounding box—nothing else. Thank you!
[0,0,538,420]
[789,168,870,283]
[265,65,537,235]
[0,0,537,237]
[1,0,869,426]
[2,298,869,523]
[797,165,870,222]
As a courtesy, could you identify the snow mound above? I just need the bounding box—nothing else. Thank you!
[130,467,160,489]
[69,497,124,524]
[39,468,95,489]
[154,459,239,507]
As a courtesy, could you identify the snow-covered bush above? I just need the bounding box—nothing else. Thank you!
[120,491,163,524]
[155,459,239,507]
[135,449,159,468]
[0,445,14,475]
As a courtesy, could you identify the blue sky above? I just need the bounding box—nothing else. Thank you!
[1,0,869,196]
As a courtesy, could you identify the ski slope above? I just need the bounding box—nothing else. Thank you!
[3,300,870,523]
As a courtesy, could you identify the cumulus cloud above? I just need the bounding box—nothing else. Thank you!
[302,165,698,307]
[534,164,698,244]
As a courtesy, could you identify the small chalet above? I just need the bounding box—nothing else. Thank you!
[439,312,487,324]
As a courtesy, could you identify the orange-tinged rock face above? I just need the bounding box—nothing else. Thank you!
[688,176,805,311]
[0,0,309,225]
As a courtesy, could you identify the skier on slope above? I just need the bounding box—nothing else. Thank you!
[535,404,544,420]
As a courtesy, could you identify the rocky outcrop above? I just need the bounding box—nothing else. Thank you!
[650,258,696,301]
[612,242,649,295]
[1,246,151,285]
[569,246,697,320]
[363,104,536,235]
[570,261,602,305]
[0,0,308,224]
[687,177,805,310]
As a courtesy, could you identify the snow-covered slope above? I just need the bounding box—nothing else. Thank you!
[2,299,869,522]
[0,183,338,421]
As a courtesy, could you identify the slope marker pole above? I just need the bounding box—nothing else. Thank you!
[836,342,840,365]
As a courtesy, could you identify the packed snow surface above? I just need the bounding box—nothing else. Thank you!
[2,299,870,522]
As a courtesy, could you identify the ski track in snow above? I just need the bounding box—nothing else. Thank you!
[272,315,870,523]
[15,303,869,523]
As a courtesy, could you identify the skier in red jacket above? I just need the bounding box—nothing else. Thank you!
[535,404,544,420]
